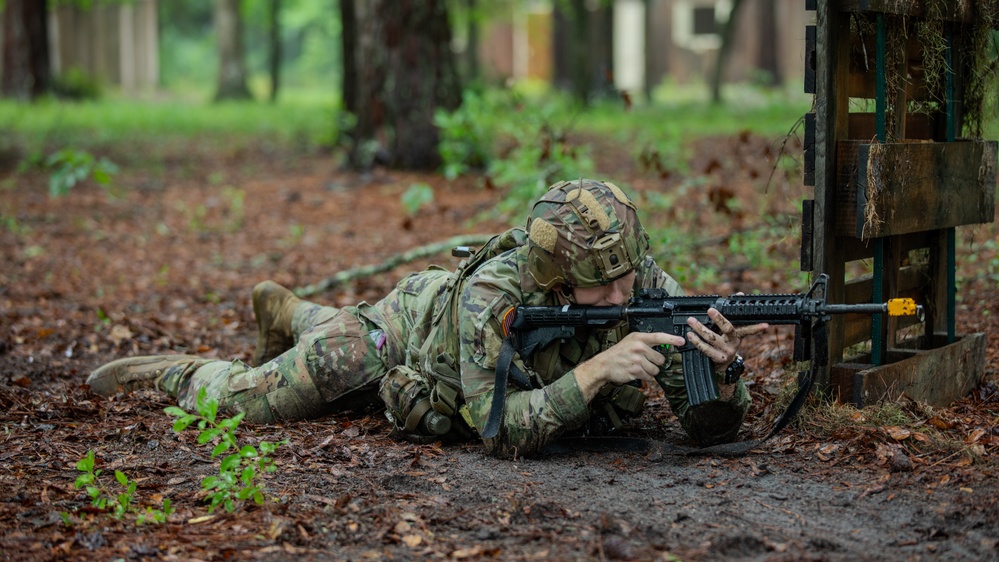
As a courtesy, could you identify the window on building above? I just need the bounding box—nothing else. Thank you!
[672,0,731,51]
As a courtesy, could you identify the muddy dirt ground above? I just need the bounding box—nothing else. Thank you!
[1,134,998,561]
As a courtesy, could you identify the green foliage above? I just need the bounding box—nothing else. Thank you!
[401,183,435,217]
[165,388,286,513]
[158,0,340,98]
[72,449,174,524]
[436,89,594,216]
[50,67,103,100]
[434,89,490,179]
[42,148,118,198]
[0,99,334,161]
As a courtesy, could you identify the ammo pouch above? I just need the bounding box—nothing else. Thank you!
[379,366,452,442]
[592,383,646,430]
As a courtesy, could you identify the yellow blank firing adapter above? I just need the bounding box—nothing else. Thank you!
[887,298,925,322]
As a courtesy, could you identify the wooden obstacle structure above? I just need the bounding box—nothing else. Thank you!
[801,0,996,406]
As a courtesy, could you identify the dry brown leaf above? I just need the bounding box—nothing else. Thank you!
[885,426,911,441]
[965,428,986,443]
[109,324,133,345]
[451,546,483,559]
[928,416,954,430]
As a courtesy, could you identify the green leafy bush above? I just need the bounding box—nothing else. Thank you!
[436,89,593,217]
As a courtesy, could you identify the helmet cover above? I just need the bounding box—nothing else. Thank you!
[526,178,650,290]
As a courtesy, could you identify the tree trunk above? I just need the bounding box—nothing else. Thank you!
[342,0,460,171]
[382,0,461,169]
[756,0,781,87]
[268,0,281,103]
[569,0,590,104]
[709,0,745,105]
[339,0,358,116]
[465,0,478,83]
[345,0,387,169]
[1,0,50,100]
[214,0,252,101]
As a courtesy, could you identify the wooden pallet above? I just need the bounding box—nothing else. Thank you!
[801,0,996,406]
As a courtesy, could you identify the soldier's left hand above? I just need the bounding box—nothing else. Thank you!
[685,307,769,368]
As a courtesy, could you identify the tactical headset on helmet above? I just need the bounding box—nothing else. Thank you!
[526,179,650,290]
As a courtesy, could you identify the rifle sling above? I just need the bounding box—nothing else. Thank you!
[481,338,533,439]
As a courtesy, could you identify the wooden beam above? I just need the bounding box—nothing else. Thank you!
[837,0,976,22]
[835,140,997,238]
[831,332,986,407]
[847,113,937,141]
[813,1,853,384]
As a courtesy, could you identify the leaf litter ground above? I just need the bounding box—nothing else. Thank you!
[1,134,998,561]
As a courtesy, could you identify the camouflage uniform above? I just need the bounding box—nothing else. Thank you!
[160,234,749,459]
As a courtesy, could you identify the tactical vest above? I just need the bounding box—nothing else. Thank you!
[379,226,647,442]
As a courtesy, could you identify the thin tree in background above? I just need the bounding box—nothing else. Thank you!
[214,0,252,100]
[268,0,282,103]
[1,0,50,100]
[553,0,614,106]
[709,0,745,104]
[756,0,781,87]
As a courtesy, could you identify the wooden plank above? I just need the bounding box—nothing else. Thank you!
[857,140,997,238]
[801,199,814,271]
[804,112,816,185]
[841,332,987,407]
[813,1,853,384]
[847,113,936,141]
[836,0,976,22]
[844,265,928,302]
[847,32,930,102]
[805,25,816,94]
[840,265,927,348]
[835,141,863,236]
[834,140,997,238]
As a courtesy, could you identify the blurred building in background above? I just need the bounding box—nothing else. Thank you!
[2,0,803,98]
[478,0,806,95]
[48,0,159,93]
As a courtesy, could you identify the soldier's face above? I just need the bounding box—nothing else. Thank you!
[572,270,636,306]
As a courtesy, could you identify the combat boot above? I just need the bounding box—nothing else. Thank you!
[87,355,210,397]
[252,280,301,366]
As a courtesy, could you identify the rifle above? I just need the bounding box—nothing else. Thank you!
[482,274,924,439]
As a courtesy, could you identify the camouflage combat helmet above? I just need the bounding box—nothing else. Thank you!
[526,178,650,290]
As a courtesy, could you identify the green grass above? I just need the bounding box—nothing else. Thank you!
[0,96,338,158]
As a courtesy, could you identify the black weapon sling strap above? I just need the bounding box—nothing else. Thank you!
[481,336,533,439]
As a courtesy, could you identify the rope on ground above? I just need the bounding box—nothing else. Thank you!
[294,234,495,297]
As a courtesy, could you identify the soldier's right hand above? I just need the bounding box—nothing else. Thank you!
[573,332,685,401]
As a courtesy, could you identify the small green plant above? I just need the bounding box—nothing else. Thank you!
[44,148,118,198]
[72,449,174,524]
[166,388,286,513]
[74,450,135,519]
[401,183,434,217]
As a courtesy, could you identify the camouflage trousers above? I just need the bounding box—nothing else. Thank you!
[170,300,395,423]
